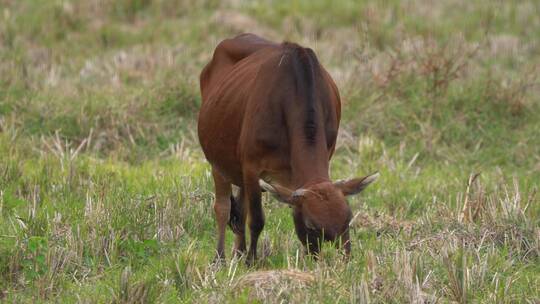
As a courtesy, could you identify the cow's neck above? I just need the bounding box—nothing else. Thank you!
[289,136,330,188]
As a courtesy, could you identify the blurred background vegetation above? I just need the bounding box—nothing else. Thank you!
[0,0,539,302]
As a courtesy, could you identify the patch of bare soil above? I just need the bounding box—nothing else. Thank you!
[350,211,415,235]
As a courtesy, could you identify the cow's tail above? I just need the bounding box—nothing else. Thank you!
[228,189,243,234]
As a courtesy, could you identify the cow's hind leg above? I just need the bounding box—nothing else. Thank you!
[211,168,232,263]
[229,188,247,257]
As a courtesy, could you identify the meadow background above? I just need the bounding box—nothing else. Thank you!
[0,0,539,303]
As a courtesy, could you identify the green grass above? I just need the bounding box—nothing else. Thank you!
[1,0,539,302]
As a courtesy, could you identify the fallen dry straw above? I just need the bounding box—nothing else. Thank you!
[235,269,316,289]
[233,269,317,301]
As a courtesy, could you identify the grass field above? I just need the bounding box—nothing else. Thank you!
[1,0,539,303]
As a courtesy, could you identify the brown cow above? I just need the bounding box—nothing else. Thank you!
[198,33,378,263]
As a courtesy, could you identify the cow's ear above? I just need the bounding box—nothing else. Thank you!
[334,172,379,196]
[259,180,302,205]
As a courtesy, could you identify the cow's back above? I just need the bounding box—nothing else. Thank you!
[200,34,277,102]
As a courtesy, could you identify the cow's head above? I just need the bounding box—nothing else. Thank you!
[260,172,378,255]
